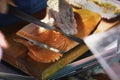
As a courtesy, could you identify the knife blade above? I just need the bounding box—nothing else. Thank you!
[24,37,65,53]
[0,72,35,80]
[8,5,84,44]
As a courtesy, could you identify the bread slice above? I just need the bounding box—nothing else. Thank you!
[16,23,77,51]
[16,23,77,63]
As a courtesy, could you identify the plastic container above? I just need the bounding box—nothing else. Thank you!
[84,23,120,80]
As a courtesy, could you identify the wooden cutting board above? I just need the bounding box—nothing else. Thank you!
[2,8,117,80]
[1,25,88,80]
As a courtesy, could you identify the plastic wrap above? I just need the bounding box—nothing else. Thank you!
[84,23,120,80]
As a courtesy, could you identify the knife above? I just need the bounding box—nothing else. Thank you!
[0,72,35,80]
[8,5,84,44]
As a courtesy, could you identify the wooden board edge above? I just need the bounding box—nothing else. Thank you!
[42,44,88,80]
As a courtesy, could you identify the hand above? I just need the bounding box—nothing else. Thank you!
[0,0,16,13]
[0,31,8,60]
[47,0,78,35]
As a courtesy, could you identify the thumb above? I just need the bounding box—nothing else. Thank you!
[7,0,16,7]
[0,48,3,61]
[0,31,8,48]
[0,0,7,13]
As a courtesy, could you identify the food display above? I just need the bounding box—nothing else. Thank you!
[1,0,120,80]
[1,0,101,79]
[15,7,101,63]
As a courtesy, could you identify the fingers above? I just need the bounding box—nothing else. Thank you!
[0,0,8,13]
[0,0,16,14]
[47,0,78,35]
[0,31,8,48]
[52,11,77,35]
[0,31,7,61]
[7,0,16,7]
[0,48,3,60]
[60,16,74,34]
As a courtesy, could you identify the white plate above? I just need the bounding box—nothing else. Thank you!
[70,0,120,19]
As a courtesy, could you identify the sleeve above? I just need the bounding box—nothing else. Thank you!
[0,0,47,27]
